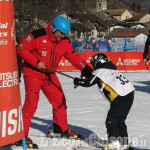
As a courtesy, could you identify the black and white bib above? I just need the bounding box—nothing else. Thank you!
[92,69,135,96]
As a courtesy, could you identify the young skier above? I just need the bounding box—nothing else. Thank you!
[74,53,135,150]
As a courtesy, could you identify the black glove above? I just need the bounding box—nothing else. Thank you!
[74,77,80,85]
[81,65,93,78]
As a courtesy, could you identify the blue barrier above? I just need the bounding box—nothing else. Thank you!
[72,39,145,53]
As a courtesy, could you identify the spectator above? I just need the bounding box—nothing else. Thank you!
[143,30,150,68]
[16,37,22,82]
[17,54,22,82]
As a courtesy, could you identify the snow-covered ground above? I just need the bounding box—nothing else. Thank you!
[1,71,150,150]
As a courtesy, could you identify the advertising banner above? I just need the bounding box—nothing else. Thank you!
[0,0,24,146]
[57,52,150,71]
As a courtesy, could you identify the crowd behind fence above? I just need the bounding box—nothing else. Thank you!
[72,38,145,53]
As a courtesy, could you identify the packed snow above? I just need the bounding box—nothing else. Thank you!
[1,71,150,150]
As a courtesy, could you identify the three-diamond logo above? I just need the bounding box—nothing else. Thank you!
[116,57,123,66]
[59,60,64,66]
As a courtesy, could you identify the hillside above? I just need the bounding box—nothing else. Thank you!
[125,0,150,12]
[108,0,150,13]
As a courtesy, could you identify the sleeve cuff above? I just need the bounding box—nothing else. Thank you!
[35,60,40,68]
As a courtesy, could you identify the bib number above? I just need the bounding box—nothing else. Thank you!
[116,73,129,85]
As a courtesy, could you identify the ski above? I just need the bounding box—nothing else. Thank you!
[8,139,39,149]
[27,143,39,149]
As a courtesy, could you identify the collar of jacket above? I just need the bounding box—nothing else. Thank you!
[94,61,117,70]
[47,19,59,43]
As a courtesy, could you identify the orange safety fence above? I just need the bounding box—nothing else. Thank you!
[0,0,24,147]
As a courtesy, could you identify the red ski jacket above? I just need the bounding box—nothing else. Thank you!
[17,20,87,79]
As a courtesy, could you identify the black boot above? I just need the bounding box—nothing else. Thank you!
[47,123,84,140]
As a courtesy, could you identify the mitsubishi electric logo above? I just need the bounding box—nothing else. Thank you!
[116,57,123,66]
[59,60,72,66]
[116,57,140,66]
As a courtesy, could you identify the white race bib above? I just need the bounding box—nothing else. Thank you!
[93,69,135,96]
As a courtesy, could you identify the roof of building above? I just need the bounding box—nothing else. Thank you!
[68,13,100,22]
[71,23,90,32]
[126,13,149,22]
[68,19,79,23]
[95,11,116,20]
[99,19,119,27]
[110,22,147,28]
[112,32,144,37]
[106,9,129,16]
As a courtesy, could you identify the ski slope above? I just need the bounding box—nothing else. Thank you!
[1,71,150,150]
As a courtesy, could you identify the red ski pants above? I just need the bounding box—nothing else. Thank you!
[22,74,68,135]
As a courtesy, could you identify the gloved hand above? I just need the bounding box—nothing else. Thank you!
[74,77,80,85]
[81,65,93,78]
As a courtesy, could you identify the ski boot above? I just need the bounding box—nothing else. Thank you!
[104,140,122,150]
[63,128,84,140]
[120,144,134,150]
[47,128,84,140]
[10,136,39,149]
[24,136,39,149]
[127,147,134,150]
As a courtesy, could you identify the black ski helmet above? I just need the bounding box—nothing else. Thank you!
[90,53,109,69]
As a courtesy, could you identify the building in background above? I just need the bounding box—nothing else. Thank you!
[95,0,107,12]
[111,32,147,51]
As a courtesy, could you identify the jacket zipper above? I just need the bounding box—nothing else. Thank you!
[50,42,57,69]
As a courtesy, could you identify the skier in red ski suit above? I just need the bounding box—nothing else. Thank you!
[17,16,92,145]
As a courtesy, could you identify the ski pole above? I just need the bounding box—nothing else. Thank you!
[22,138,26,150]
[46,67,79,89]
[46,67,75,79]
